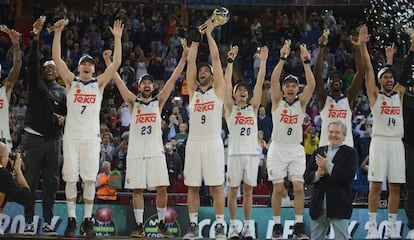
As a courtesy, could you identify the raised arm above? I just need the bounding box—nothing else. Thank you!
[251,46,269,110]
[346,27,366,108]
[97,20,124,90]
[313,32,329,108]
[102,50,135,111]
[204,19,225,99]
[395,34,414,95]
[158,48,188,109]
[360,26,378,106]
[186,40,199,99]
[299,45,316,109]
[270,44,290,109]
[224,45,239,118]
[4,29,22,101]
[52,19,75,88]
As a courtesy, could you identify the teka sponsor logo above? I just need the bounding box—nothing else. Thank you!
[73,88,96,104]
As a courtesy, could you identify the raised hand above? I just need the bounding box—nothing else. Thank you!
[109,19,124,39]
[8,29,20,44]
[53,19,67,33]
[385,43,395,60]
[103,49,113,63]
[300,44,311,62]
[358,25,370,44]
[280,43,290,59]
[260,46,269,60]
[227,45,238,60]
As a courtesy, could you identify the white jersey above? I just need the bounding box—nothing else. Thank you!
[64,78,102,139]
[319,95,354,147]
[271,98,305,144]
[188,87,223,140]
[227,104,258,155]
[371,91,404,138]
[127,97,164,157]
[0,85,12,150]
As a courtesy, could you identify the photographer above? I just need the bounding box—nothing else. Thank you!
[0,142,32,226]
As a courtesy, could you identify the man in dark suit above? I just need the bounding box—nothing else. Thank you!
[304,120,357,240]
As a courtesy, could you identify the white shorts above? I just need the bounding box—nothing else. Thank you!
[184,138,225,186]
[226,155,258,187]
[62,137,100,182]
[124,156,170,189]
[368,137,405,183]
[267,142,305,183]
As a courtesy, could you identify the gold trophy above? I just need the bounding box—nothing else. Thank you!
[407,28,414,38]
[47,19,69,33]
[282,39,291,58]
[323,29,330,37]
[0,24,21,36]
[188,7,230,42]
[31,15,46,35]
[180,38,187,49]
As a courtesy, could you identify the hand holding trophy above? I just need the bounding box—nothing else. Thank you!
[188,7,230,42]
[31,15,46,35]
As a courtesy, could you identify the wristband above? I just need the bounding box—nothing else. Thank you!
[280,56,287,61]
[227,58,234,63]
[303,59,311,64]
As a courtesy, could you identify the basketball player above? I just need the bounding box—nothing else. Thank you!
[268,43,315,240]
[0,27,21,151]
[361,25,406,239]
[103,48,187,238]
[182,19,226,240]
[313,27,365,147]
[224,46,268,239]
[52,19,123,237]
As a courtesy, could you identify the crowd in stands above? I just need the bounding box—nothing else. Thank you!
[1,0,402,203]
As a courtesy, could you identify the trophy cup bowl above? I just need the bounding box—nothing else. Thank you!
[31,15,46,35]
[188,7,230,42]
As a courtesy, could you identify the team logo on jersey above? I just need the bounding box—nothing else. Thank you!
[135,109,157,123]
[73,89,97,104]
[380,101,400,115]
[280,109,298,124]
[0,99,3,109]
[194,99,214,112]
[328,104,347,118]
[234,112,254,125]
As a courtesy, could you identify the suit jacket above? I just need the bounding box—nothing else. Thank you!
[304,145,357,220]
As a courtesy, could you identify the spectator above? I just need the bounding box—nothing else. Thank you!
[96,161,117,203]
[257,106,272,143]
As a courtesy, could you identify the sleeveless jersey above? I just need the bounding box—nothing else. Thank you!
[319,95,354,146]
[64,78,102,139]
[127,97,164,157]
[188,87,223,140]
[0,85,12,150]
[271,98,305,144]
[227,104,258,155]
[371,92,404,138]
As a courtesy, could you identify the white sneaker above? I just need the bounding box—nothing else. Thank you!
[385,223,401,239]
[228,225,239,239]
[406,229,414,240]
[241,224,254,239]
[366,222,380,239]
[0,227,3,235]
[23,223,35,235]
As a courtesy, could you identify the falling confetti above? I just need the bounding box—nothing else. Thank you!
[365,0,414,47]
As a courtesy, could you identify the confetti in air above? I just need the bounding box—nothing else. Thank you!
[365,0,414,47]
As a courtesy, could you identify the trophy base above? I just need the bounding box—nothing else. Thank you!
[188,27,202,42]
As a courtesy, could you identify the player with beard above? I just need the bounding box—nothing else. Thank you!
[268,42,315,240]
[182,19,227,240]
[224,45,268,239]
[362,26,407,239]
[103,48,188,238]
[52,19,123,237]
[314,27,365,147]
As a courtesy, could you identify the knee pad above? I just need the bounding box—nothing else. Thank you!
[83,180,96,200]
[65,182,77,199]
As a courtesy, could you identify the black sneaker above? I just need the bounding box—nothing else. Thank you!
[131,223,146,238]
[42,223,57,236]
[23,223,35,235]
[64,217,77,237]
[272,223,283,240]
[293,222,309,240]
[80,218,95,237]
[156,220,172,238]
